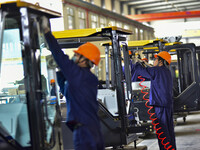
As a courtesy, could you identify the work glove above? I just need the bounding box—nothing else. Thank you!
[40,16,50,33]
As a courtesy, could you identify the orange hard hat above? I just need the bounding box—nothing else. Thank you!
[142,58,148,62]
[73,42,100,65]
[50,79,55,84]
[154,51,171,65]
[128,51,132,55]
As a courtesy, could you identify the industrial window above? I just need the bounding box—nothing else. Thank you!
[124,24,130,30]
[111,0,115,12]
[143,30,147,40]
[109,19,115,26]
[78,10,86,29]
[116,22,122,28]
[67,7,75,30]
[140,29,144,40]
[90,0,94,4]
[101,0,105,8]
[91,14,99,28]
[100,17,107,27]
[124,25,130,40]
[148,32,152,39]
[120,2,124,15]
[135,28,138,40]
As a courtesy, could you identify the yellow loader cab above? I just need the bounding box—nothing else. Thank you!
[0,1,63,150]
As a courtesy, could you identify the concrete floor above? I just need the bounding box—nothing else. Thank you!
[130,111,200,150]
[63,111,200,150]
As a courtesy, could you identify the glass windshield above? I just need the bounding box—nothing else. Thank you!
[39,32,59,144]
[40,46,57,143]
[97,45,119,117]
[0,16,31,147]
[176,49,194,93]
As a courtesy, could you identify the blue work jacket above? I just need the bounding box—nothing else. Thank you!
[123,60,140,82]
[45,32,100,129]
[129,61,150,82]
[50,85,56,96]
[133,62,173,107]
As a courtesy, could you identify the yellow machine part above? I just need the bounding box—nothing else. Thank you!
[128,38,167,47]
[53,26,132,39]
[101,39,182,53]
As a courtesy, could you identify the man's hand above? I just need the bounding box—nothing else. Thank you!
[143,60,153,67]
[135,58,152,67]
[135,57,143,63]
[40,16,50,33]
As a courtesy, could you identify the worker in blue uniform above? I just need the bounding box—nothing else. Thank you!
[50,79,56,96]
[132,51,176,150]
[42,18,104,150]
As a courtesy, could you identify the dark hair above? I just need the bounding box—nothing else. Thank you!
[158,56,169,66]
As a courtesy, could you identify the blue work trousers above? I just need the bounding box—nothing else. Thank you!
[73,125,104,150]
[154,107,176,150]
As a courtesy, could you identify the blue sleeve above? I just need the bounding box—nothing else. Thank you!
[132,62,156,79]
[44,32,83,87]
[56,71,66,95]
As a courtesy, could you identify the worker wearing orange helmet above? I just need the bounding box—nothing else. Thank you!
[42,19,104,150]
[50,79,56,96]
[132,51,176,150]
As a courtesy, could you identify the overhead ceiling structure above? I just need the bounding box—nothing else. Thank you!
[122,0,200,22]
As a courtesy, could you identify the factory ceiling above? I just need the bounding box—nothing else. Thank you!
[120,0,200,21]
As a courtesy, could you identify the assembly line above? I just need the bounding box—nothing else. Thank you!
[0,1,200,150]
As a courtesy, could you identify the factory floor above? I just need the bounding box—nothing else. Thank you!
[131,111,200,150]
[62,107,200,150]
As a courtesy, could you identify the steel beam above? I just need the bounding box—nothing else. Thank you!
[126,10,200,22]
